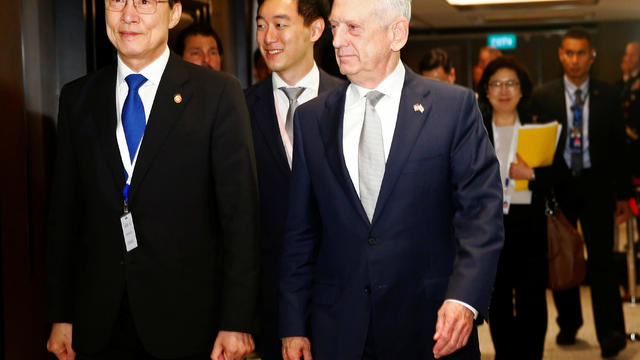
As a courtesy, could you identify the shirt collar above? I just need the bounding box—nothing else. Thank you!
[563,74,589,95]
[348,60,405,106]
[272,62,320,92]
[117,46,170,87]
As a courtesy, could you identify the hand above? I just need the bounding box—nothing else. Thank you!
[210,331,254,360]
[433,301,474,359]
[615,200,631,226]
[46,323,75,360]
[282,336,312,360]
[509,153,534,180]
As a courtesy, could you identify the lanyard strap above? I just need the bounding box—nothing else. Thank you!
[565,88,588,125]
[491,117,521,195]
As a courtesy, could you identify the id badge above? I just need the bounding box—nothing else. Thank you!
[569,128,582,152]
[503,194,511,215]
[120,212,138,252]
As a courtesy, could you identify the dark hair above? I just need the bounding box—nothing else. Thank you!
[477,56,533,116]
[418,48,453,74]
[562,26,592,47]
[174,23,223,57]
[257,0,329,26]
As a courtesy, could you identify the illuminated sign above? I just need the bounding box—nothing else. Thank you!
[488,34,517,50]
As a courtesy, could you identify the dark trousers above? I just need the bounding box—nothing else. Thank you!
[77,294,210,360]
[552,171,625,346]
[488,204,548,360]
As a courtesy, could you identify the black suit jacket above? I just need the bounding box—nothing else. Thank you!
[530,78,631,202]
[46,53,260,358]
[244,69,343,357]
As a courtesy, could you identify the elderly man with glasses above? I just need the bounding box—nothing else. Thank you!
[45,1,260,359]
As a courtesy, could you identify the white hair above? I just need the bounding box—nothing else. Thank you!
[383,0,412,22]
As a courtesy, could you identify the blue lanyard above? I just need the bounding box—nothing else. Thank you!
[566,88,588,126]
[123,170,130,212]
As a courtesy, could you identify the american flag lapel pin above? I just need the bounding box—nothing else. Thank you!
[413,103,424,113]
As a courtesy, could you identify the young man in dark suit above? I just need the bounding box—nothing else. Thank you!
[244,0,342,358]
[45,1,259,359]
[530,27,631,359]
[279,0,504,359]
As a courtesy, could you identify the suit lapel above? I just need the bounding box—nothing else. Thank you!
[129,54,190,200]
[93,65,126,195]
[254,76,291,175]
[372,68,430,224]
[319,83,370,224]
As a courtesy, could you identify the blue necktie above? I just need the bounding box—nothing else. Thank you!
[122,74,148,163]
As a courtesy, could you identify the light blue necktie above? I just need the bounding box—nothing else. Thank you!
[122,74,148,163]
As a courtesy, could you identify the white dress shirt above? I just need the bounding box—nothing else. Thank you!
[342,60,478,318]
[343,61,404,194]
[272,63,320,167]
[115,46,170,185]
[492,116,532,205]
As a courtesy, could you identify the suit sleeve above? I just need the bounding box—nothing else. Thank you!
[606,86,633,200]
[446,90,504,322]
[46,83,81,323]
[211,77,261,333]
[278,109,322,338]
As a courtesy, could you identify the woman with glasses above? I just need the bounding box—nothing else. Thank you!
[478,57,549,360]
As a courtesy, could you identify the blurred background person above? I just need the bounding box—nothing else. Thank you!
[619,41,640,177]
[478,57,548,360]
[253,48,271,83]
[473,46,502,90]
[175,23,223,71]
[419,48,455,84]
[530,27,630,359]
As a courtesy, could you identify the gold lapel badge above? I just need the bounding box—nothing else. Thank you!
[413,103,424,113]
[173,94,183,104]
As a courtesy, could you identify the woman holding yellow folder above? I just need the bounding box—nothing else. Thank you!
[479,57,549,360]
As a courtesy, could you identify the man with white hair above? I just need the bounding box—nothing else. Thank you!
[278,0,504,359]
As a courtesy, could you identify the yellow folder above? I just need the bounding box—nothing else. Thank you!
[514,121,562,191]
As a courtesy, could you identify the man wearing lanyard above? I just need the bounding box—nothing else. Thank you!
[244,0,342,359]
[45,1,260,359]
[531,27,631,359]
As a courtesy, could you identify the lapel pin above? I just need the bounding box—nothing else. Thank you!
[413,103,424,113]
[173,94,183,104]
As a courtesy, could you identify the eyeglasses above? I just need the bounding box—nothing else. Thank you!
[488,79,520,91]
[106,0,170,14]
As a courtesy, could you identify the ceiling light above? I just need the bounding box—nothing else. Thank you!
[446,0,594,5]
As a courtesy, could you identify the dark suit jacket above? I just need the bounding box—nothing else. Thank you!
[244,69,343,358]
[530,78,631,203]
[46,53,260,358]
[279,67,504,359]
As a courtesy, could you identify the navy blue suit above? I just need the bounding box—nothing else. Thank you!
[279,67,504,359]
[245,69,343,360]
